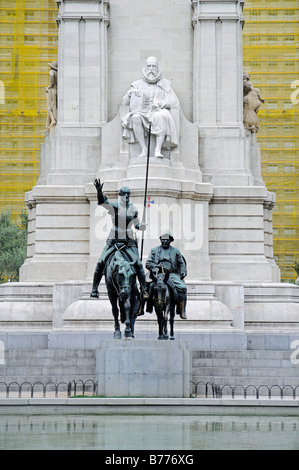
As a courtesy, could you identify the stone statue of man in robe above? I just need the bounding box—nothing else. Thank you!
[45,61,58,131]
[121,57,180,158]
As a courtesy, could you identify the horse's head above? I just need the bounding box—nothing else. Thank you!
[151,269,169,307]
[115,259,136,301]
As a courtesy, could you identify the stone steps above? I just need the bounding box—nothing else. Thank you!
[0,349,96,384]
[193,350,294,359]
[192,350,299,391]
[1,345,298,396]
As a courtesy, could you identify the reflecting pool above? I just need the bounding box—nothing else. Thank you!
[0,414,298,450]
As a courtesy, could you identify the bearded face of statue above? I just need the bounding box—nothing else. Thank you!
[142,57,162,84]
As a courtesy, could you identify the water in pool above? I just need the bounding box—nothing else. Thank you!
[0,414,298,450]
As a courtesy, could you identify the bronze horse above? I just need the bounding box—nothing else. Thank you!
[149,268,176,340]
[105,247,140,339]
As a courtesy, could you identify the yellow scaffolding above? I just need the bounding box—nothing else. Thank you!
[0,0,298,281]
[243,0,298,281]
[0,0,58,217]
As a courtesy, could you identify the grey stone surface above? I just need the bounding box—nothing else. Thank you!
[0,348,96,384]
[0,332,298,395]
[192,348,299,390]
[1,0,298,333]
[96,340,191,398]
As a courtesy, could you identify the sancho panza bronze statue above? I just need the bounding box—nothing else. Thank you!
[90,179,148,299]
[145,230,187,319]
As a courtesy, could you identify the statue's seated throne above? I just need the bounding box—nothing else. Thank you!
[100,102,202,186]
[98,56,202,185]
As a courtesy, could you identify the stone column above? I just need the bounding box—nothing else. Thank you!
[44,0,110,186]
[192,0,279,281]
[56,0,110,126]
[192,0,250,186]
[20,1,111,281]
[192,0,244,126]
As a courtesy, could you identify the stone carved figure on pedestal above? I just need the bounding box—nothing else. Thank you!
[45,61,58,131]
[145,230,187,320]
[243,72,265,133]
[121,57,180,158]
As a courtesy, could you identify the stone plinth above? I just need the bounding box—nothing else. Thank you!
[1,0,297,334]
[18,0,281,286]
[96,340,191,398]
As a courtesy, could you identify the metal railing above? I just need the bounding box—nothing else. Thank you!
[1,379,298,400]
[191,381,299,399]
[0,380,98,398]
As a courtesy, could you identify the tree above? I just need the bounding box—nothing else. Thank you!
[0,210,28,284]
[293,262,299,285]
[292,262,299,277]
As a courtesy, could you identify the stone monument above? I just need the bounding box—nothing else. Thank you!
[121,56,180,159]
[243,72,265,133]
[0,0,298,333]
[45,61,58,131]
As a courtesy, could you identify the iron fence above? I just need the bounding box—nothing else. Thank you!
[1,379,298,400]
[191,381,299,399]
[0,380,98,398]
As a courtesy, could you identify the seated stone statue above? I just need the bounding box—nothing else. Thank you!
[145,230,187,319]
[90,179,148,299]
[121,56,180,158]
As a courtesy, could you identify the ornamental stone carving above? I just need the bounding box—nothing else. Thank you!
[243,72,265,133]
[45,61,58,131]
[121,57,180,159]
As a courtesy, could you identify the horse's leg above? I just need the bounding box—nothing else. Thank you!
[156,309,164,340]
[108,290,121,339]
[130,300,136,338]
[170,304,175,340]
[131,313,135,338]
[163,305,169,340]
[124,299,133,338]
[130,291,139,338]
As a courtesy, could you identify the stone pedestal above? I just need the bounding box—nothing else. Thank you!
[0,0,298,332]
[19,0,279,286]
[96,340,191,397]
[192,0,245,186]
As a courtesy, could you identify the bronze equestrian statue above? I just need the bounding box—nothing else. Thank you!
[145,230,187,320]
[90,179,148,299]
[90,180,148,338]
[149,267,176,340]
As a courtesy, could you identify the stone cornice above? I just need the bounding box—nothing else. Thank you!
[85,183,214,203]
[29,186,88,204]
[56,13,110,23]
[56,0,110,25]
[211,186,269,204]
[192,0,245,26]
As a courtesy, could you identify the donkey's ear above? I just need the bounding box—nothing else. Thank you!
[150,269,157,283]
[164,269,169,283]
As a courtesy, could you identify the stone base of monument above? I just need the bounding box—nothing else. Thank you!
[96,340,191,398]
[0,280,298,332]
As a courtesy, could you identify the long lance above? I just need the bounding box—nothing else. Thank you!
[140,123,152,261]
